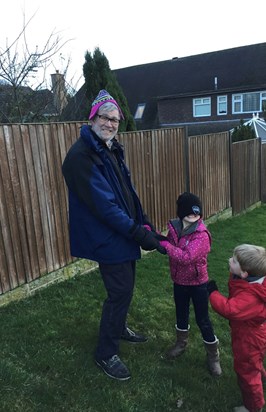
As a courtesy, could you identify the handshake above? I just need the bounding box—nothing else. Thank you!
[131,224,168,254]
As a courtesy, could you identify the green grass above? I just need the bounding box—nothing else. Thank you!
[1,205,266,412]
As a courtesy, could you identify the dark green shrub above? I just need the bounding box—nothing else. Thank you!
[231,119,256,142]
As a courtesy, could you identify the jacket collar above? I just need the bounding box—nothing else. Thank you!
[80,125,124,158]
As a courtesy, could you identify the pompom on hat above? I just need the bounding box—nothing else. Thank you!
[89,89,124,120]
[177,192,203,220]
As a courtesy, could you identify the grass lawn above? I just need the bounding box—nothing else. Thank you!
[0,204,266,412]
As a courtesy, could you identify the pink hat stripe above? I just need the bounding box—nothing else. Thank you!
[89,89,124,120]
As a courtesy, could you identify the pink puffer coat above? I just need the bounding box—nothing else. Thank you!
[163,218,211,285]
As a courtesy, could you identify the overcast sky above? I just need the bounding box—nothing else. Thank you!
[2,0,266,90]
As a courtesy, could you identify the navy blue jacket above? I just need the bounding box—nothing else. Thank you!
[62,125,145,264]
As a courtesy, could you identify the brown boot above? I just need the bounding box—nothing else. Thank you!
[166,325,189,359]
[203,336,222,377]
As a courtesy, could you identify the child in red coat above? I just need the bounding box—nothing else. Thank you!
[207,244,266,412]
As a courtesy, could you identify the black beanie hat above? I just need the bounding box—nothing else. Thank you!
[177,192,202,220]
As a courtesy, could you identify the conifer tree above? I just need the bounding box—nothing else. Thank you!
[83,47,135,132]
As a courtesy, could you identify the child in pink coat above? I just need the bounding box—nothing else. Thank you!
[160,192,222,377]
[207,244,266,412]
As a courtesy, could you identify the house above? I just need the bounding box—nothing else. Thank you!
[0,72,68,123]
[113,42,266,135]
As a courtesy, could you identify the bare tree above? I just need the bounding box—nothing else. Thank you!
[0,10,74,123]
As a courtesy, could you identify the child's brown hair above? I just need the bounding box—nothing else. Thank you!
[234,244,266,276]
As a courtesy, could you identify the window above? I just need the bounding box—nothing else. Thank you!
[217,95,227,115]
[233,95,242,113]
[262,93,266,112]
[232,92,266,114]
[193,97,211,117]
[134,103,146,120]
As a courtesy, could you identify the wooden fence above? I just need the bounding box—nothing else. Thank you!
[231,138,262,214]
[261,143,266,203]
[119,128,187,229]
[0,122,264,296]
[0,123,84,294]
[187,132,231,218]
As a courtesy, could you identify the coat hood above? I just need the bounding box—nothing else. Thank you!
[230,275,266,304]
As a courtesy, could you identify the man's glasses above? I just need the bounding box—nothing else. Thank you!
[97,114,120,126]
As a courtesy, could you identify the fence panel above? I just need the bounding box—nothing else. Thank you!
[0,126,26,290]
[188,132,231,218]
[0,122,84,294]
[231,138,261,214]
[262,143,266,203]
[119,127,186,229]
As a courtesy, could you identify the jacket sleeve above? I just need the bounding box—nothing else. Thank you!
[62,147,136,238]
[163,231,210,264]
[209,290,262,321]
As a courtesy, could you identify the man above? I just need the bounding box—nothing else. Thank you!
[62,90,165,380]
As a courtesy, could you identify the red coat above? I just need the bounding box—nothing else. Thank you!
[210,274,266,412]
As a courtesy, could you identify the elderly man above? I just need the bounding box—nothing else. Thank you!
[62,90,165,380]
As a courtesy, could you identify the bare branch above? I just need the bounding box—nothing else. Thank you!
[0,8,75,123]
[0,10,73,88]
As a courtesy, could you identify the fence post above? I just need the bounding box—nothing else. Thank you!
[261,142,266,202]
[184,126,190,192]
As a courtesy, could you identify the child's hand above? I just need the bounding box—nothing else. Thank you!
[160,240,171,249]
[143,224,152,231]
[207,280,218,295]
[143,215,156,232]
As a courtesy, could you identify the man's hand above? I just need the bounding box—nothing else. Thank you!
[132,225,165,253]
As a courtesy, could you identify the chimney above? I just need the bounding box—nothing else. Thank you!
[51,70,68,114]
[214,77,218,90]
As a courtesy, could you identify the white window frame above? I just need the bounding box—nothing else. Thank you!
[261,92,266,111]
[232,91,266,114]
[232,94,242,113]
[193,97,211,117]
[217,95,227,115]
[134,103,146,120]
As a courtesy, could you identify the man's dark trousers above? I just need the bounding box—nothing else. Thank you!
[95,261,136,360]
